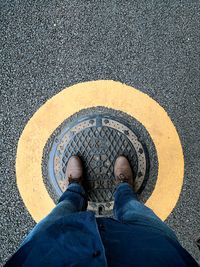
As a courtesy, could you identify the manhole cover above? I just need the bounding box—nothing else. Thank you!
[48,114,149,216]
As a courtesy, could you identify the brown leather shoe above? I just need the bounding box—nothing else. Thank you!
[65,156,84,185]
[114,156,134,186]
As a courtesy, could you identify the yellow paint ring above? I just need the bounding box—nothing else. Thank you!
[16,80,184,222]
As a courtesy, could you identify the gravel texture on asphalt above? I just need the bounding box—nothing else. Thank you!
[1,1,200,265]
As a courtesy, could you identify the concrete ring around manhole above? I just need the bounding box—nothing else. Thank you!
[16,80,184,222]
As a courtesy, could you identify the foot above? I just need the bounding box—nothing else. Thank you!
[114,156,134,186]
[65,156,84,185]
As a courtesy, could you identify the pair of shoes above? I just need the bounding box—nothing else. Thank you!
[66,155,134,187]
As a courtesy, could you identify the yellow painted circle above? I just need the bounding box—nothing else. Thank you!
[16,80,184,222]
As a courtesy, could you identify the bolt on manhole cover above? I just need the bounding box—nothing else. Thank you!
[48,114,149,216]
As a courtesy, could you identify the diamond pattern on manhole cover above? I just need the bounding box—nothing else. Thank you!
[48,115,149,216]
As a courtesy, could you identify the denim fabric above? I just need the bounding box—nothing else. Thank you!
[6,182,199,267]
[58,183,88,211]
[113,183,177,240]
[23,182,176,245]
[20,183,88,247]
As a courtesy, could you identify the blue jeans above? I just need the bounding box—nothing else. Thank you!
[21,182,177,246]
[113,183,177,240]
[20,183,87,247]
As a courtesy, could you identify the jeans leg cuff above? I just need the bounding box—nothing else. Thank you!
[114,182,133,197]
[67,183,86,195]
[58,183,87,203]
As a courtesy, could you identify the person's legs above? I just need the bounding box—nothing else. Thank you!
[113,182,160,221]
[113,156,177,240]
[113,182,177,240]
[46,182,88,219]
[20,156,87,246]
[20,183,87,247]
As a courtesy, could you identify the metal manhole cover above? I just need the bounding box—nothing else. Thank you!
[48,114,149,216]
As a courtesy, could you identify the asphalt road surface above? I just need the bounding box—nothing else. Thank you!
[1,1,200,265]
